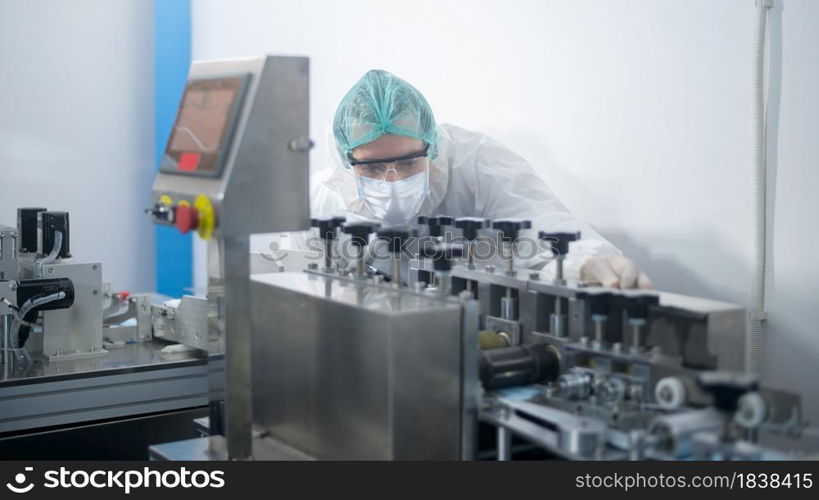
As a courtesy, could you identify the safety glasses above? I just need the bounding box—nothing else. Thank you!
[348,144,430,181]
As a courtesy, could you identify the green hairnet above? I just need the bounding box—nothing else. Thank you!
[333,69,437,161]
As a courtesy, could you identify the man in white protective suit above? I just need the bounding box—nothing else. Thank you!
[307,69,651,289]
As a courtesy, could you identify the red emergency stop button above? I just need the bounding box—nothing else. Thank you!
[175,204,200,234]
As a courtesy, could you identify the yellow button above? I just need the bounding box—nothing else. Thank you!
[194,194,215,240]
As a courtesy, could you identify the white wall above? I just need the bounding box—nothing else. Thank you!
[0,0,156,292]
[191,0,819,421]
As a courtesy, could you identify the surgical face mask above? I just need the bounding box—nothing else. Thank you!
[356,169,429,224]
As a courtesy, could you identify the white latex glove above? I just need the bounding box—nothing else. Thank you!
[579,256,653,290]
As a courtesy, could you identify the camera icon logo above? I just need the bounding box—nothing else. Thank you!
[6,467,35,494]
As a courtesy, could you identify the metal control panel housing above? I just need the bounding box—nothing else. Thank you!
[151,55,310,238]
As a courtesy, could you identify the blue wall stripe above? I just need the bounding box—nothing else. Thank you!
[154,0,192,297]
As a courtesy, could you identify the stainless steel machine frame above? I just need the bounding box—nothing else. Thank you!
[39,261,107,361]
[249,270,480,459]
[102,292,155,347]
[151,55,310,458]
[151,296,210,350]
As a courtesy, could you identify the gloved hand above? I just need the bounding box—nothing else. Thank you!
[580,256,653,289]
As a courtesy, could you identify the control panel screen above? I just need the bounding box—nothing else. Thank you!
[160,74,249,177]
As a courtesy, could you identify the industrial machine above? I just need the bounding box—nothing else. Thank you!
[0,53,316,455]
[1,54,312,460]
[0,207,210,459]
[141,55,815,462]
[233,222,809,460]
[201,221,807,461]
[147,54,311,459]
[150,219,817,460]
[1,208,106,364]
[407,221,811,459]
[1,48,812,460]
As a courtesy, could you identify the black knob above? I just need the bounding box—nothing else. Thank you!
[539,231,580,257]
[455,217,490,241]
[698,371,759,413]
[417,215,454,238]
[580,291,612,316]
[145,202,173,223]
[424,243,464,272]
[376,226,416,254]
[623,293,659,321]
[493,219,532,242]
[342,222,380,248]
[311,216,347,241]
